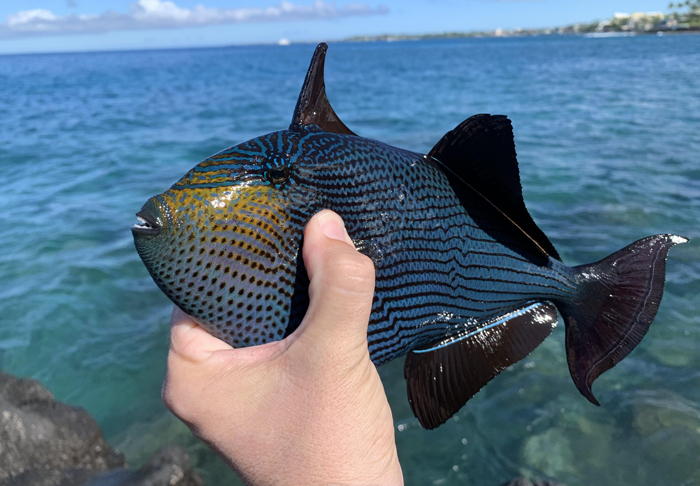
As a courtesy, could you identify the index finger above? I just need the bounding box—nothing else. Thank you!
[169,306,233,364]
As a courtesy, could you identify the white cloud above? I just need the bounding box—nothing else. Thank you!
[0,0,388,39]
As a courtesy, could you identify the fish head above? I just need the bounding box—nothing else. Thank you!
[133,43,359,348]
[132,130,310,347]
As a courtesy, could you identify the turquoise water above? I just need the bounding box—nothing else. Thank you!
[1,35,698,485]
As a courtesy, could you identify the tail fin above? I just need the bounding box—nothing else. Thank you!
[559,234,688,405]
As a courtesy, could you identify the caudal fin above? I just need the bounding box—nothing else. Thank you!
[559,234,688,405]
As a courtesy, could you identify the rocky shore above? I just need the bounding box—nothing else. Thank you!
[500,480,566,486]
[0,371,203,486]
[1,370,567,486]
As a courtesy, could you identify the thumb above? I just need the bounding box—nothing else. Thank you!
[295,210,376,358]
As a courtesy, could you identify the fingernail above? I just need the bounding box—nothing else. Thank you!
[317,211,353,245]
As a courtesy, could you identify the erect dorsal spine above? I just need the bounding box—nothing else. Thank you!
[289,43,356,136]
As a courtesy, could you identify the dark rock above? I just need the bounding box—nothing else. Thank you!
[7,467,98,486]
[0,371,204,486]
[0,371,125,484]
[84,447,204,486]
[500,479,567,486]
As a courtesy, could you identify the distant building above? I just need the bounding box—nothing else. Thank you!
[597,11,666,32]
[656,17,690,31]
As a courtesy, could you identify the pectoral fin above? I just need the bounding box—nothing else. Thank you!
[404,302,558,429]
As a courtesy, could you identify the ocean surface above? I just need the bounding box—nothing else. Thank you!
[1,35,699,486]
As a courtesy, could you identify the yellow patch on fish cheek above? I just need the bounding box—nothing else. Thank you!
[165,186,289,257]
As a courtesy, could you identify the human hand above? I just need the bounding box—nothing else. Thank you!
[162,210,403,486]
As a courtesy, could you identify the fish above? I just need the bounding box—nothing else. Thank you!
[132,43,688,429]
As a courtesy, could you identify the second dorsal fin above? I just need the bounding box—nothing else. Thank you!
[289,43,356,136]
[429,114,560,262]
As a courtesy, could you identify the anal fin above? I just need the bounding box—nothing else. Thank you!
[404,302,558,429]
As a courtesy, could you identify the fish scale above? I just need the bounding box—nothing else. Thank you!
[133,43,687,429]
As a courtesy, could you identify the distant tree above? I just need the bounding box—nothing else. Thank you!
[668,0,700,23]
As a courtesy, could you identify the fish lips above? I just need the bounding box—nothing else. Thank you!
[132,207,161,238]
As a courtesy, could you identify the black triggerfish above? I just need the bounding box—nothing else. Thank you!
[133,43,687,429]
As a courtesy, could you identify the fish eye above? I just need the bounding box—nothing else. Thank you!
[264,166,289,185]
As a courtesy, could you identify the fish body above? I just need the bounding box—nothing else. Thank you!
[133,44,687,428]
[139,128,573,361]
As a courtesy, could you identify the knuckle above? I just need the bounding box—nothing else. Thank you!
[170,335,197,363]
[162,386,195,423]
[161,380,178,414]
[161,359,198,421]
[325,250,375,293]
[169,323,213,365]
[161,381,183,418]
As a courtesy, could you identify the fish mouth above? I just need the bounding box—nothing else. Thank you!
[131,208,161,237]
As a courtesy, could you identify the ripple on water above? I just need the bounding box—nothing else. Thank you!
[1,36,698,486]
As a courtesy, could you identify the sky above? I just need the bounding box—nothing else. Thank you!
[0,0,676,54]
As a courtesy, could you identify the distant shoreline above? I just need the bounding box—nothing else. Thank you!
[1,22,698,57]
[344,28,700,44]
[343,30,700,43]
[344,10,700,43]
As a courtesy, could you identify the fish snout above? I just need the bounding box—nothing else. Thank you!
[132,197,165,238]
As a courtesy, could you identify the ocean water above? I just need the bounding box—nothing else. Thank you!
[1,35,699,486]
